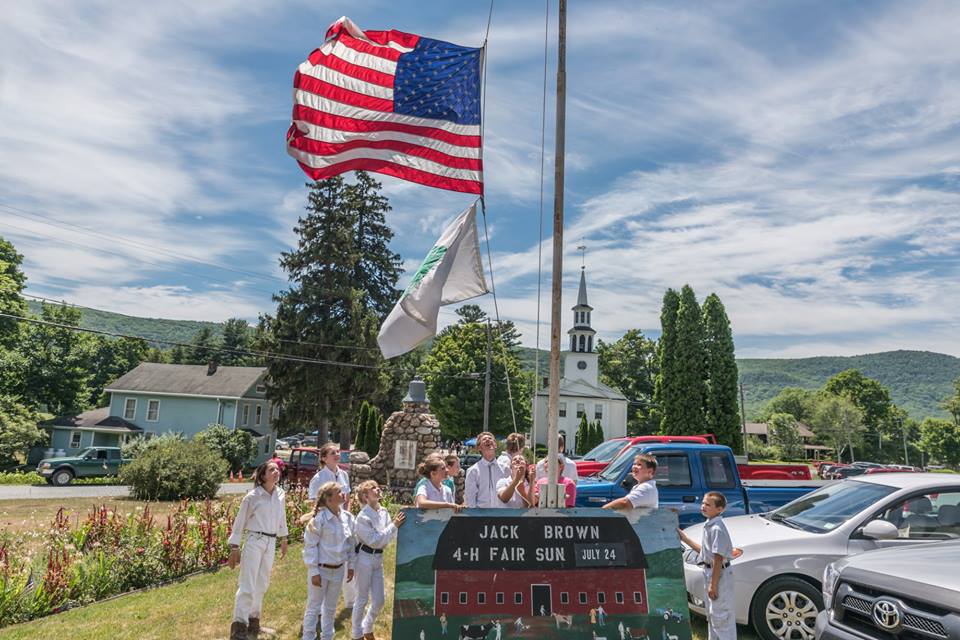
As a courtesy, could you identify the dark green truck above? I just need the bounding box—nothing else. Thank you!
[36,447,129,485]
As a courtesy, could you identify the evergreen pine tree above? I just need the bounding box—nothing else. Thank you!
[654,289,680,432]
[258,175,397,443]
[0,236,28,349]
[221,318,253,366]
[184,326,218,365]
[702,294,742,452]
[365,406,382,456]
[576,413,590,455]
[662,285,707,435]
[354,401,370,451]
[589,421,601,451]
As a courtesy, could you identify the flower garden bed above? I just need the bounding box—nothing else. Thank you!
[0,487,312,628]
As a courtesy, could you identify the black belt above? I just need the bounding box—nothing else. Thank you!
[357,544,383,555]
[698,561,730,569]
[251,531,277,538]
[320,563,343,569]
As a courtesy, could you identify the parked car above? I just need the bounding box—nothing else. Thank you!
[864,466,917,475]
[459,453,482,472]
[831,466,869,479]
[282,447,352,489]
[816,539,960,640]
[576,435,811,480]
[36,447,130,486]
[575,443,825,525]
[681,473,960,640]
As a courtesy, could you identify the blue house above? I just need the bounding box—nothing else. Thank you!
[39,363,278,465]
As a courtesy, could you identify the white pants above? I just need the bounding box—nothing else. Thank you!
[233,533,275,623]
[703,567,736,640]
[303,564,345,640]
[351,550,386,638]
[342,566,357,607]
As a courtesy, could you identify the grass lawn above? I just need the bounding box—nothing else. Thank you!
[0,537,759,640]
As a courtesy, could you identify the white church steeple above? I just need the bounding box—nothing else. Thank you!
[564,266,599,385]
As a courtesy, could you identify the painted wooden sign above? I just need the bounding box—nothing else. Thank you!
[392,507,692,640]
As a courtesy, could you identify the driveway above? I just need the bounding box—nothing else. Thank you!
[0,482,254,500]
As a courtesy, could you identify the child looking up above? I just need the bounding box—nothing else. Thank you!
[602,454,658,510]
[678,492,735,640]
[415,456,464,512]
[351,481,405,640]
[227,461,288,640]
[302,481,356,640]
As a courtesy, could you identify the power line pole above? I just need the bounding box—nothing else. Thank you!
[544,0,567,508]
[739,382,748,457]
[900,417,909,466]
[483,319,492,433]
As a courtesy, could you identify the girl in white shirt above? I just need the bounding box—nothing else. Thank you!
[307,443,355,608]
[496,454,532,508]
[414,457,464,511]
[227,461,288,640]
[351,480,405,640]
[301,481,357,640]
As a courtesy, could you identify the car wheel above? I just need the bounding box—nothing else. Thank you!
[51,469,74,486]
[750,576,822,640]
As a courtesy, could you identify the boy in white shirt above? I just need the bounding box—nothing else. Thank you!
[534,435,579,484]
[464,431,510,508]
[602,454,658,510]
[678,492,735,640]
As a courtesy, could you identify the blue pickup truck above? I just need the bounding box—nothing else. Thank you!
[575,443,826,526]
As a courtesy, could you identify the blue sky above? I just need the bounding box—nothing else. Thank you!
[3,0,960,358]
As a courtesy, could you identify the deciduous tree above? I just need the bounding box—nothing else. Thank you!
[597,329,658,434]
[768,412,804,460]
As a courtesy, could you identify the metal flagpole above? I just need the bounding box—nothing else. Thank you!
[483,319,492,432]
[543,0,567,508]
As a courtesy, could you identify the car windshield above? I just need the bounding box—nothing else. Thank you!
[768,480,896,533]
[599,445,641,482]
[582,439,625,462]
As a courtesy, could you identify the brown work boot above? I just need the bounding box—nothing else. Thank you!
[363,634,376,640]
[229,621,248,640]
[247,617,261,638]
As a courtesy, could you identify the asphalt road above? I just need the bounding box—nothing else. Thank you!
[0,482,254,500]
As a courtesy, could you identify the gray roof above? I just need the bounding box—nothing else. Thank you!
[105,363,266,398]
[43,407,142,432]
[537,377,628,401]
[745,421,815,439]
[574,267,592,309]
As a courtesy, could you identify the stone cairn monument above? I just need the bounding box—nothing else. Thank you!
[349,377,458,502]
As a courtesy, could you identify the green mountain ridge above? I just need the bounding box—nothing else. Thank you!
[32,301,958,421]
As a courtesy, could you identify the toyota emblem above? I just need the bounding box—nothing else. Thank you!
[872,600,901,630]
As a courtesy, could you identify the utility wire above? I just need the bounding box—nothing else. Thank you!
[0,311,498,383]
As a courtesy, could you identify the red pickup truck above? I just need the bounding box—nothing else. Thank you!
[575,435,812,480]
[283,447,352,489]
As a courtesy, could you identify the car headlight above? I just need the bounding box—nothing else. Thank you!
[822,562,841,610]
[40,462,51,469]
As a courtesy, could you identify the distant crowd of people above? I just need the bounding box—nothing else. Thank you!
[224,433,737,640]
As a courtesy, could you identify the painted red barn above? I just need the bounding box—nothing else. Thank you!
[432,514,648,618]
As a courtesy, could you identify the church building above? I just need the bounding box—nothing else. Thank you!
[532,267,628,452]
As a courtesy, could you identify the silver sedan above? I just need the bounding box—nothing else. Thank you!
[681,473,960,640]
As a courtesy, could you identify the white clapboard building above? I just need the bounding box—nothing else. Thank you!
[532,267,628,452]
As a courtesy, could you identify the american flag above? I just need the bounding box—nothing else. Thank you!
[286,17,483,195]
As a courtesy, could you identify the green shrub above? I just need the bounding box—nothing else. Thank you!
[194,424,256,473]
[120,439,227,501]
[121,432,182,459]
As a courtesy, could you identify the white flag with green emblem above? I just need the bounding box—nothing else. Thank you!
[378,202,488,358]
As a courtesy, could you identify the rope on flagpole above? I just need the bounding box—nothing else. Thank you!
[532,0,551,452]
[478,198,519,433]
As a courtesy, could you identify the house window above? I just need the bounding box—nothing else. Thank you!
[146,400,160,422]
[242,405,250,426]
[633,592,643,604]
[477,592,486,605]
[70,431,82,448]
[578,592,587,604]
[615,592,624,604]
[123,398,137,420]
[256,384,266,394]
[560,592,569,605]
[576,403,585,418]
[559,402,567,418]
[255,405,262,426]
[459,592,467,605]
[496,592,504,605]
[595,404,603,420]
[514,592,523,604]
[597,592,606,604]
[440,592,449,605]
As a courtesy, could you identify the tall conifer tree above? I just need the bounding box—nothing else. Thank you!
[661,285,707,435]
[654,289,679,433]
[702,293,742,452]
